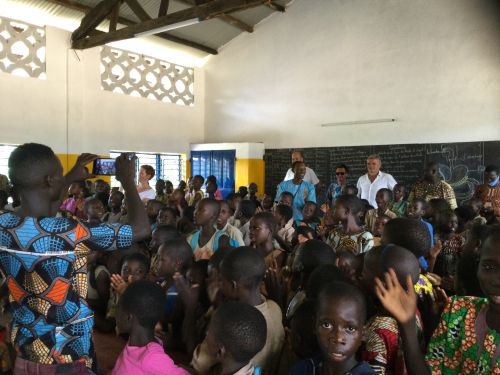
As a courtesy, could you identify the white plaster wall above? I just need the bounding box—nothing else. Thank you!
[204,0,500,148]
[0,26,204,155]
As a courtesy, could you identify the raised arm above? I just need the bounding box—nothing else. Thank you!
[374,270,430,375]
[115,154,150,242]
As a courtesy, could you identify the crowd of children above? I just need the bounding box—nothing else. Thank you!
[0,146,500,375]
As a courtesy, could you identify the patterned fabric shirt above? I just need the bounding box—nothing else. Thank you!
[325,228,374,254]
[408,180,457,210]
[0,211,132,368]
[425,296,500,374]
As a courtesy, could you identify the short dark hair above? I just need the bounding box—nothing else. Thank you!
[252,212,277,233]
[8,143,60,189]
[306,264,348,300]
[221,247,265,290]
[317,281,367,322]
[84,197,104,212]
[295,226,317,240]
[140,165,155,179]
[159,206,178,218]
[336,194,363,216]
[275,204,293,222]
[344,185,359,196]
[382,218,431,257]
[240,200,257,219]
[122,252,150,273]
[485,165,499,174]
[292,160,306,171]
[120,280,165,328]
[335,164,349,173]
[193,175,205,184]
[376,188,393,200]
[199,198,221,217]
[206,175,217,184]
[160,238,193,271]
[153,225,182,243]
[212,302,267,363]
[295,239,335,275]
[380,244,420,286]
[110,190,124,200]
[280,191,294,200]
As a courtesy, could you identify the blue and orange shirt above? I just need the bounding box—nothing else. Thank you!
[0,211,132,368]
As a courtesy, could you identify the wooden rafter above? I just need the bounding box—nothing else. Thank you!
[72,0,120,41]
[158,0,170,17]
[178,0,253,33]
[109,2,120,31]
[265,1,285,12]
[124,0,151,21]
[72,0,267,50]
[45,0,217,54]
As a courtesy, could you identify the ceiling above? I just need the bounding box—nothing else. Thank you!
[5,0,293,55]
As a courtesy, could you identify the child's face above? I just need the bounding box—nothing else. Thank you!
[324,209,335,227]
[155,180,165,194]
[121,260,147,283]
[165,182,174,194]
[192,177,203,190]
[373,217,389,237]
[279,194,293,207]
[238,186,248,197]
[108,192,123,209]
[157,209,176,227]
[229,196,242,211]
[178,181,187,191]
[316,297,364,366]
[194,202,215,226]
[293,164,307,180]
[477,236,500,309]
[86,201,105,220]
[302,204,316,221]
[248,183,258,195]
[262,194,273,210]
[173,189,184,201]
[157,247,176,277]
[333,202,348,222]
[393,185,405,202]
[407,201,424,219]
[375,192,389,210]
[95,180,108,194]
[147,202,162,219]
[447,214,458,233]
[217,202,232,228]
[249,217,272,246]
[68,183,81,197]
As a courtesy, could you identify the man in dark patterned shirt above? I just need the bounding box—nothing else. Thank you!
[0,143,150,373]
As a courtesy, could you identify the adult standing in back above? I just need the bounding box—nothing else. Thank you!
[356,154,397,208]
[283,151,320,187]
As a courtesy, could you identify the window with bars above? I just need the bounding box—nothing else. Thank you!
[191,150,236,198]
[110,151,184,188]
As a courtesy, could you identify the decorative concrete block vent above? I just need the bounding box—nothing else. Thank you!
[0,16,46,79]
[100,46,194,106]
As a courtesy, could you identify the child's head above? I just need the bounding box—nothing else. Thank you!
[477,226,500,308]
[173,188,185,202]
[206,181,218,195]
[146,199,164,221]
[157,238,193,277]
[8,143,64,210]
[227,193,242,212]
[306,264,348,300]
[463,223,490,255]
[406,198,427,219]
[121,252,150,283]
[294,226,317,244]
[315,282,367,370]
[373,214,391,237]
[206,302,267,368]
[379,245,420,288]
[262,194,274,210]
[192,175,205,191]
[194,198,220,227]
[157,206,177,227]
[292,161,307,181]
[149,225,182,254]
[323,208,336,228]
[484,165,499,184]
[392,183,405,202]
[292,240,336,289]
[155,179,165,195]
[454,205,475,233]
[343,185,358,196]
[274,204,293,226]
[206,175,217,185]
[249,212,277,246]
[84,198,105,221]
[466,197,483,216]
[302,201,317,222]
[220,247,266,300]
[382,218,431,258]
[116,280,165,335]
[248,182,258,196]
[239,200,257,221]
[333,194,363,223]
[68,182,83,197]
[437,211,459,235]
[187,260,209,289]
[108,190,124,211]
[427,198,450,222]
[360,247,383,294]
[178,180,187,192]
[217,200,233,229]
[279,191,294,207]
[336,250,364,283]
[375,188,392,211]
[289,300,320,359]
[238,186,248,199]
[165,180,174,194]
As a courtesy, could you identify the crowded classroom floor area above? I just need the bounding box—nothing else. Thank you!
[0,0,500,374]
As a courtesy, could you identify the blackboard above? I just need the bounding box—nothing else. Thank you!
[264,141,500,203]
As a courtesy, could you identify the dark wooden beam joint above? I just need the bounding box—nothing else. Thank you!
[158,0,170,17]
[72,0,120,41]
[72,0,267,50]
[265,1,285,12]
[124,0,151,21]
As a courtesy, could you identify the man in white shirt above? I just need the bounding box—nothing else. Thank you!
[356,154,397,208]
[283,151,320,186]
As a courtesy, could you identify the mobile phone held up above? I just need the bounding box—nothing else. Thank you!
[93,158,116,176]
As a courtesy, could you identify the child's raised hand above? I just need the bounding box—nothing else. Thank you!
[429,240,443,259]
[110,274,127,295]
[173,272,199,311]
[374,269,417,325]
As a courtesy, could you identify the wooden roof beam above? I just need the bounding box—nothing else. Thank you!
[124,0,151,21]
[72,0,266,50]
[265,1,285,12]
